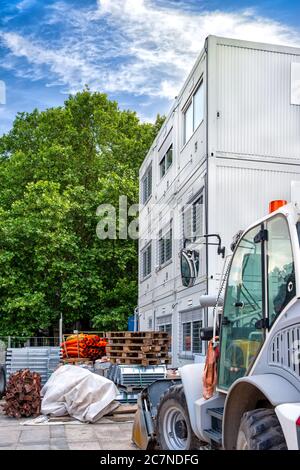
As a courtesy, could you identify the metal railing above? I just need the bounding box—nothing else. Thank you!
[0,336,60,348]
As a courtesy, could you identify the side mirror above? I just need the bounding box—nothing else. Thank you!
[180,249,199,288]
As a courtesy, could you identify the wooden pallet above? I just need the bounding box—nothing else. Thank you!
[108,357,171,366]
[106,331,171,366]
[107,331,169,339]
[108,337,170,343]
[106,344,167,353]
[107,338,170,346]
[62,358,93,364]
[108,351,169,359]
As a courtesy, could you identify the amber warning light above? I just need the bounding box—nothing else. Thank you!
[269,200,288,214]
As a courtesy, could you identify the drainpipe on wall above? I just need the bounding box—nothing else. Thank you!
[134,306,139,332]
[59,313,63,346]
[204,36,209,329]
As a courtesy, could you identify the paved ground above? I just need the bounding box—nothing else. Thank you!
[0,405,137,450]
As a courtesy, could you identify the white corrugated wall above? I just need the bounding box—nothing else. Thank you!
[216,43,300,160]
[215,159,300,257]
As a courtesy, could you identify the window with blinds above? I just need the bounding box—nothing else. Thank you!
[142,164,152,204]
[141,242,152,279]
[180,309,203,356]
[158,224,173,266]
[182,193,204,242]
[157,315,172,352]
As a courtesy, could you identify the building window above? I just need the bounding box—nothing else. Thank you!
[184,102,193,144]
[142,164,152,204]
[141,243,152,279]
[182,322,192,352]
[182,320,203,355]
[192,195,204,238]
[192,321,202,354]
[193,84,204,130]
[159,145,173,179]
[183,193,204,241]
[184,81,204,144]
[158,323,172,352]
[158,224,173,266]
[180,309,203,357]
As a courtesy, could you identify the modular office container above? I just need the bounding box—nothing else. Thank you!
[138,36,300,367]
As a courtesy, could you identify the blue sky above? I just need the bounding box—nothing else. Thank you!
[1,0,300,135]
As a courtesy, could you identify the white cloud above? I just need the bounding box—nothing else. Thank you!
[1,0,300,101]
[16,0,36,11]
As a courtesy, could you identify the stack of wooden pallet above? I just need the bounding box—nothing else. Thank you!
[106,331,170,366]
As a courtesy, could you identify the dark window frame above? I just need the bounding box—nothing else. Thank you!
[159,145,173,179]
[142,164,152,204]
[141,242,152,280]
[158,224,173,267]
[182,192,204,242]
[182,320,203,355]
[158,323,172,352]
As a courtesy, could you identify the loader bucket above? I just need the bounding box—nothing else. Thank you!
[132,405,152,450]
[132,379,181,449]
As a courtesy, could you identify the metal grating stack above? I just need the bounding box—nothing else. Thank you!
[107,364,167,403]
[6,347,61,385]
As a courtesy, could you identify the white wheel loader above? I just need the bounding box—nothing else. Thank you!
[133,201,300,450]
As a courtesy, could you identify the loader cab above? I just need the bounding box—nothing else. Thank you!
[218,211,296,391]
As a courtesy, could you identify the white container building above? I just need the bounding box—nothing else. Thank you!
[138,35,300,367]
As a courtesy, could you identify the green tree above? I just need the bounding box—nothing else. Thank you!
[0,90,164,335]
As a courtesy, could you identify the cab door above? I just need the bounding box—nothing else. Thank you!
[266,215,296,327]
[218,224,266,391]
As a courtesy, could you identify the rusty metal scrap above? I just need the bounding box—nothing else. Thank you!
[3,369,41,418]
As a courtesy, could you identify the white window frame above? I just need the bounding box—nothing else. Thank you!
[183,79,204,145]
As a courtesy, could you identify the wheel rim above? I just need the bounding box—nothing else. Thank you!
[236,430,249,450]
[163,406,190,450]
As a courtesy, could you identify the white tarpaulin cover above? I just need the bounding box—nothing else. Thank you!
[41,365,119,423]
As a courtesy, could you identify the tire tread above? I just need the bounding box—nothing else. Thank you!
[238,408,287,450]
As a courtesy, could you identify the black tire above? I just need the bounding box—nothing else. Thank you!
[157,384,200,450]
[236,408,287,450]
[0,366,6,399]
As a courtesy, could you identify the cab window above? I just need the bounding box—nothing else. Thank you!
[218,224,264,390]
[267,216,295,326]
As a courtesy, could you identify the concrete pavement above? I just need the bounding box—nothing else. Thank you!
[0,405,137,450]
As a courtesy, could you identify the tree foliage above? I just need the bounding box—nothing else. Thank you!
[0,90,164,335]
